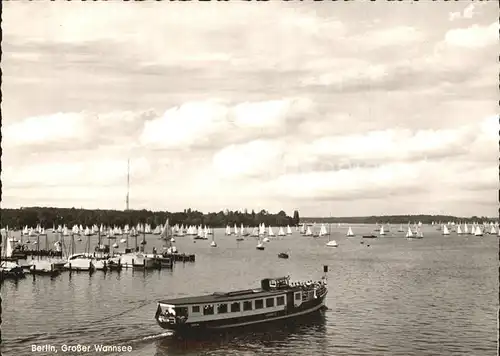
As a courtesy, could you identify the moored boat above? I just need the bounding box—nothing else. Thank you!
[155,269,328,334]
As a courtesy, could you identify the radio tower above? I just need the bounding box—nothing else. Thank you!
[126,159,130,211]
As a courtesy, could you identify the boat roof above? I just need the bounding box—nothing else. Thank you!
[159,288,289,306]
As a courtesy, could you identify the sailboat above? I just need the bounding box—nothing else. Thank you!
[346,226,354,237]
[286,225,292,235]
[259,223,266,236]
[225,225,231,236]
[463,223,469,234]
[415,227,423,239]
[398,224,404,232]
[278,227,286,237]
[405,226,413,239]
[268,226,275,237]
[474,226,483,236]
[326,235,338,247]
[1,233,25,280]
[210,230,217,247]
[256,237,265,250]
[305,226,313,237]
[489,225,496,235]
[457,225,463,235]
[442,225,450,235]
[236,224,244,241]
[379,226,386,236]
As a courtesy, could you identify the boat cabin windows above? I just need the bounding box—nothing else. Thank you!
[217,303,228,314]
[295,292,301,300]
[185,295,288,317]
[266,298,275,308]
[277,296,285,305]
[231,302,241,312]
[203,305,214,315]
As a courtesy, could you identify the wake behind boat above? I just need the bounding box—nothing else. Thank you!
[155,267,329,334]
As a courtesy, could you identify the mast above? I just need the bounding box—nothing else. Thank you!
[126,158,130,211]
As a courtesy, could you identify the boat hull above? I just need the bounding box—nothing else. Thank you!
[156,291,327,334]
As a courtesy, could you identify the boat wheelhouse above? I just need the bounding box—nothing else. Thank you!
[155,273,328,333]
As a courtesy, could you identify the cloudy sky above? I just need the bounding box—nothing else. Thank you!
[2,1,498,217]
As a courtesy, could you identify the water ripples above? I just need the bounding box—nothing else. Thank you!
[2,227,497,356]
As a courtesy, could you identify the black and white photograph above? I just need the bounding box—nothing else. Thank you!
[1,1,498,355]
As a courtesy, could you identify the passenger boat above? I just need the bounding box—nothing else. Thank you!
[155,268,328,333]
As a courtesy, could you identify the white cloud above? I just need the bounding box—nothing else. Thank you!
[444,22,498,49]
[364,26,424,47]
[207,115,497,202]
[3,112,91,147]
[212,139,286,180]
[1,3,497,216]
[139,98,311,150]
[4,157,151,189]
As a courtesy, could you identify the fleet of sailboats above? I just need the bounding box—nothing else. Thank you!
[3,218,498,278]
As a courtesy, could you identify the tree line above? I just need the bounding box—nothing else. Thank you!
[300,214,497,225]
[0,207,301,230]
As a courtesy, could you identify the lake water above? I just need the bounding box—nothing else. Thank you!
[1,225,498,356]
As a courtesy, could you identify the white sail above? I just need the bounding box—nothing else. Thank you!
[268,226,275,236]
[305,226,313,236]
[160,219,170,239]
[286,225,292,234]
[319,224,328,236]
[379,226,386,236]
[347,226,354,237]
[225,225,231,235]
[406,227,413,238]
[490,226,496,235]
[259,224,266,236]
[474,226,483,236]
[278,227,286,236]
[442,225,450,235]
[463,223,469,234]
[4,236,13,258]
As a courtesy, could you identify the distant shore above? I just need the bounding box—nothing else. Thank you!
[0,207,495,229]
